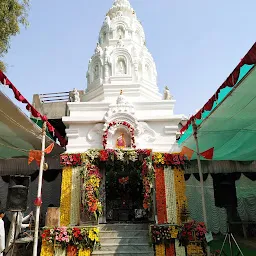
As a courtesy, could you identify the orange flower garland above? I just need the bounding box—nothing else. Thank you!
[155,244,165,256]
[155,166,167,224]
[173,167,187,225]
[60,166,73,226]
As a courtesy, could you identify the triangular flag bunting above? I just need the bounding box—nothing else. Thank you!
[181,146,194,160]
[45,143,54,154]
[200,147,214,160]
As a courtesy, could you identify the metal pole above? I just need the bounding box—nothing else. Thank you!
[192,119,211,256]
[32,122,46,256]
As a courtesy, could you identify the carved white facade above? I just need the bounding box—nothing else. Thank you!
[63,0,182,153]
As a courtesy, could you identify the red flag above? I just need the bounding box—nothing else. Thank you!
[200,147,214,160]
[45,143,54,154]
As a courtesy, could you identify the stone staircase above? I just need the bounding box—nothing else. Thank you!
[92,223,154,256]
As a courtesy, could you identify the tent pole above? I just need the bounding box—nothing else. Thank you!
[192,119,211,256]
[32,121,46,256]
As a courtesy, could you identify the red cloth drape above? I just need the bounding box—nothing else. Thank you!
[166,242,176,256]
[181,42,256,134]
[155,166,167,224]
[0,70,67,146]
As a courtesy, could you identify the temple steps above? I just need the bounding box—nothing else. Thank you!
[92,224,154,256]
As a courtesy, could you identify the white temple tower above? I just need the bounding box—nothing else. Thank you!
[63,0,183,152]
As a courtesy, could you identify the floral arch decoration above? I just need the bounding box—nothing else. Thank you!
[103,121,136,149]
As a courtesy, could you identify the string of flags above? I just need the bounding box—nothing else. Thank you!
[181,146,214,160]
[28,143,54,166]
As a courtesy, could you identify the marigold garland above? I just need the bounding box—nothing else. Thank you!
[60,167,73,226]
[173,167,187,225]
[155,244,165,256]
[155,166,167,224]
[40,241,54,256]
[78,249,91,256]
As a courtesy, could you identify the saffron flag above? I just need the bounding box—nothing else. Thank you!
[28,143,54,166]
[28,150,42,166]
[181,146,194,160]
[45,143,54,154]
[200,147,214,160]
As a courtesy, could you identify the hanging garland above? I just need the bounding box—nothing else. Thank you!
[40,241,54,256]
[102,121,136,149]
[164,167,177,224]
[155,244,165,256]
[60,167,73,226]
[173,167,187,225]
[81,164,103,220]
[155,166,167,224]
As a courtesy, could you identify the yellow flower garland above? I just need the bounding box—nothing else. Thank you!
[173,167,187,225]
[40,242,54,256]
[78,249,91,256]
[155,244,165,256]
[60,166,73,226]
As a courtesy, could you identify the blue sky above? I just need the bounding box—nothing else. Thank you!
[1,0,255,116]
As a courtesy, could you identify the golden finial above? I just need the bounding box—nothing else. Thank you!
[120,90,123,95]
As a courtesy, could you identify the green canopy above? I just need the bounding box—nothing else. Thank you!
[179,44,256,161]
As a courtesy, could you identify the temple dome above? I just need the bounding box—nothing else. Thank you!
[84,0,161,102]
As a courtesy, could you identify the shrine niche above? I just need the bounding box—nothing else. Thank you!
[102,120,135,149]
[116,57,127,75]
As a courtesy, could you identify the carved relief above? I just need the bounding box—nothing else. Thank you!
[87,123,104,143]
[137,122,158,143]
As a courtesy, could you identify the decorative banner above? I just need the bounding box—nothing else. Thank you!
[28,143,54,166]
[200,147,214,160]
[181,146,194,160]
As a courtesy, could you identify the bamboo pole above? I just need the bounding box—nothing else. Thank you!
[32,122,46,256]
[192,119,211,256]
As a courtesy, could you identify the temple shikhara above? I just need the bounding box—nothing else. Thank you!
[39,0,194,255]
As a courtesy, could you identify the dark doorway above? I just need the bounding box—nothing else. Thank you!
[105,162,148,223]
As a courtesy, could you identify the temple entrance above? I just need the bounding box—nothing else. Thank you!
[105,162,149,223]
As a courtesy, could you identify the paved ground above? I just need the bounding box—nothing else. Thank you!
[210,236,256,256]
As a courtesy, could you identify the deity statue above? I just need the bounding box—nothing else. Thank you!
[95,43,102,55]
[70,88,80,102]
[117,59,126,74]
[94,65,99,80]
[104,15,110,26]
[118,28,124,39]
[116,133,126,148]
[163,86,173,100]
